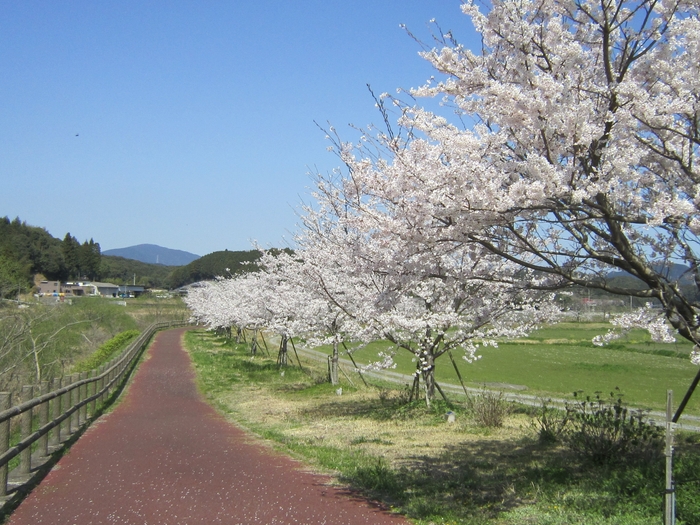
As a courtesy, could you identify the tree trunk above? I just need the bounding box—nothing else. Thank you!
[330,340,339,385]
[278,335,288,366]
[420,350,435,406]
[251,329,258,356]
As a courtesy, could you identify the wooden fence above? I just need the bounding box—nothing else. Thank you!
[0,321,187,505]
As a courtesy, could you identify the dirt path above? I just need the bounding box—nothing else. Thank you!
[6,328,409,525]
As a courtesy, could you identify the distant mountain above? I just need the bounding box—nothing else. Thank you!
[103,244,200,267]
[607,263,691,282]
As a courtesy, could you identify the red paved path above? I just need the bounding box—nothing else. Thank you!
[7,328,410,525]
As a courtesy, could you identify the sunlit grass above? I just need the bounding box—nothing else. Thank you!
[184,329,700,525]
[305,322,700,415]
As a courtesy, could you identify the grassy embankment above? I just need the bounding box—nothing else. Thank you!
[185,325,700,525]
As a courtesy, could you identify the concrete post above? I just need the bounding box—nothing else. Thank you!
[665,390,675,525]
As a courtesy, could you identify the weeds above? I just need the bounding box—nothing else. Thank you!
[532,389,663,465]
[565,389,663,465]
[533,399,569,443]
[467,388,513,428]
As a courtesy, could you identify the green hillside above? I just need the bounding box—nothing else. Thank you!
[0,216,276,294]
[165,249,264,289]
[0,216,172,292]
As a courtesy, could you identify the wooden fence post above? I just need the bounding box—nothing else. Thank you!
[0,392,11,497]
[38,381,49,457]
[51,377,62,446]
[107,360,115,396]
[79,372,87,425]
[88,370,96,418]
[97,365,105,407]
[20,385,33,475]
[61,377,70,437]
[70,374,79,433]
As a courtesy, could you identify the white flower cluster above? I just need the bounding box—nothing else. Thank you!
[593,304,676,346]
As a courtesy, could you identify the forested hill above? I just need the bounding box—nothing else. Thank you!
[0,216,288,295]
[0,216,102,295]
[166,250,264,289]
[0,216,176,293]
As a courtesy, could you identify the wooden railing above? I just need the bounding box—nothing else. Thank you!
[0,321,187,504]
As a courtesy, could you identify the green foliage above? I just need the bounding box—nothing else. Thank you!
[532,390,664,465]
[325,324,699,414]
[0,216,68,280]
[0,254,32,298]
[61,233,101,280]
[675,437,700,523]
[564,390,664,465]
[166,249,266,289]
[351,457,401,493]
[0,298,139,395]
[72,329,140,373]
[185,330,700,525]
[534,399,569,444]
[99,255,175,287]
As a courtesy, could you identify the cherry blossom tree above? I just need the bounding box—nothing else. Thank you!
[297,172,561,403]
[185,273,270,353]
[327,0,698,417]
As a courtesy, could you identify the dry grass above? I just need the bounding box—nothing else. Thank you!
[190,330,538,479]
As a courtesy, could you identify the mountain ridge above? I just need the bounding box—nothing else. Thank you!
[103,244,200,267]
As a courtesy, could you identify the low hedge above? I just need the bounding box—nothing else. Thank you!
[72,330,140,373]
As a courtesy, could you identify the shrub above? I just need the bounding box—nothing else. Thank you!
[533,398,568,443]
[72,330,140,373]
[467,388,512,428]
[563,389,663,465]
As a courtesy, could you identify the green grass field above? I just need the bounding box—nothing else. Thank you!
[186,329,700,525]
[310,322,700,415]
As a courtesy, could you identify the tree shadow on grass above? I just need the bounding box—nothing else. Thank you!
[346,438,571,520]
[297,395,462,425]
[342,436,665,523]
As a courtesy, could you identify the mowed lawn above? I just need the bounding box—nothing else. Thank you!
[311,322,700,416]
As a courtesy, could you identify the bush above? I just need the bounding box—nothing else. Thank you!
[567,389,663,464]
[532,389,664,465]
[533,398,568,443]
[72,330,140,373]
[467,388,512,428]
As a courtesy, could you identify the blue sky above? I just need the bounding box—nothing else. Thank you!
[0,1,478,256]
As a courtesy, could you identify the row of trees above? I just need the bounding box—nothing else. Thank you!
[61,234,102,281]
[187,0,699,409]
